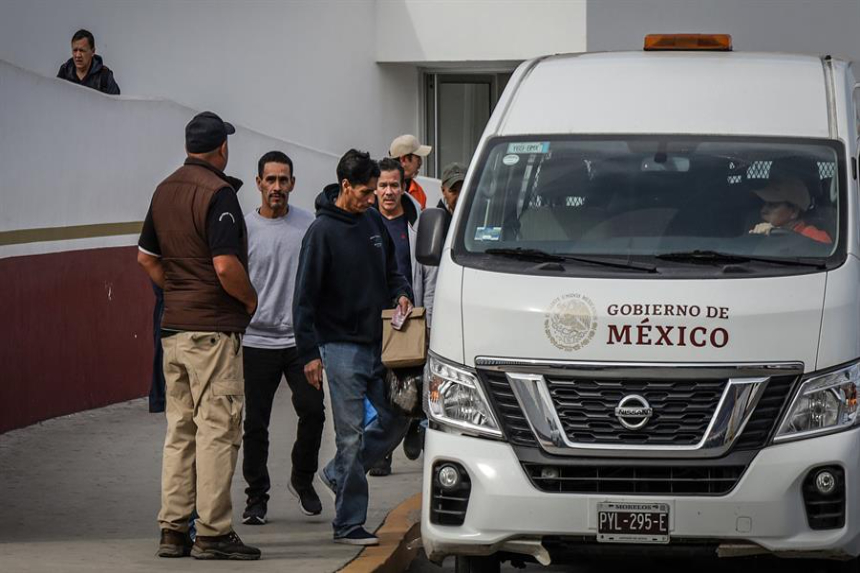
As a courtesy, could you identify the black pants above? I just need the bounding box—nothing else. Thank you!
[242,346,325,502]
[148,283,166,413]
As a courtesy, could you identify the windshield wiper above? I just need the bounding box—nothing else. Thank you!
[484,247,657,273]
[484,247,564,262]
[656,250,826,269]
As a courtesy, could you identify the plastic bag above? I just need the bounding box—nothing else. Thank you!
[386,366,424,418]
[363,397,378,427]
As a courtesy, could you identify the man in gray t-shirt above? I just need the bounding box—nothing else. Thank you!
[241,151,323,525]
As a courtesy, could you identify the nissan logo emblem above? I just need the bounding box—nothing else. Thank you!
[614,394,653,430]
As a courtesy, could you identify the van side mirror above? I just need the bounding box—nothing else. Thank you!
[416,208,450,266]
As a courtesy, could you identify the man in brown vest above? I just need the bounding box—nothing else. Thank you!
[137,111,261,560]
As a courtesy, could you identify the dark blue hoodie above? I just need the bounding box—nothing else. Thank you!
[293,184,413,363]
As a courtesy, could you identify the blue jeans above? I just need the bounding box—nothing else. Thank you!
[320,342,410,537]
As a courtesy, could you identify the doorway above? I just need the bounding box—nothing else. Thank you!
[424,72,512,178]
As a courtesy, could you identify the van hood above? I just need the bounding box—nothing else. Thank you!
[461,269,826,371]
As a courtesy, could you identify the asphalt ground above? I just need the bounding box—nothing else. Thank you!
[2,393,857,573]
[0,392,421,573]
[407,551,854,573]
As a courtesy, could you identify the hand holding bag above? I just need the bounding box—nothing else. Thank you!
[381,307,427,368]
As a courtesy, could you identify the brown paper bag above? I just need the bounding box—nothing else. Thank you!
[381,307,427,368]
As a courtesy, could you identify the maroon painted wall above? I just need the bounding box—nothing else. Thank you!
[1,246,154,433]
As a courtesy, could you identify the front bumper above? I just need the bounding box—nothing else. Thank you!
[421,427,860,564]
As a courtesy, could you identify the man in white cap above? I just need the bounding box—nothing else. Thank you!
[389,134,432,209]
[748,176,831,244]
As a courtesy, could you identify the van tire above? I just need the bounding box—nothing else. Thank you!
[454,555,501,573]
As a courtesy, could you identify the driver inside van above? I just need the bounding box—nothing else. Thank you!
[748,176,832,244]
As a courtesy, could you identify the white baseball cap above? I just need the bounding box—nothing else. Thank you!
[389,134,432,158]
[753,177,811,211]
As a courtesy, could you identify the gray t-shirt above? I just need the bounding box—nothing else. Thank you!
[243,206,314,349]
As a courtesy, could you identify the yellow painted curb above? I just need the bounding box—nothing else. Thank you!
[339,493,422,573]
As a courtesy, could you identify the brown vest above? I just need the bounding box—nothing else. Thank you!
[151,158,250,332]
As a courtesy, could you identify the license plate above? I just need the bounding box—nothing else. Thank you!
[597,502,670,544]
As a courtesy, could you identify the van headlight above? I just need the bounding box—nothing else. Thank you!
[775,362,860,442]
[424,353,502,438]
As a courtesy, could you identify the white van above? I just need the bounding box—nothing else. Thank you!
[416,35,860,572]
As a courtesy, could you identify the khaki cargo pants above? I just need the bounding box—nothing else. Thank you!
[158,331,244,537]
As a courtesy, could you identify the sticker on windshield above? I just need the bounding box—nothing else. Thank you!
[502,154,520,166]
[475,226,502,241]
[507,142,550,155]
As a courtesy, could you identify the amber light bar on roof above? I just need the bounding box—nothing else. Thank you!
[644,34,733,51]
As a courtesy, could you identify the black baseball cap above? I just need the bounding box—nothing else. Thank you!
[185,111,235,153]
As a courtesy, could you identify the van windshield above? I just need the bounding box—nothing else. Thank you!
[456,137,843,272]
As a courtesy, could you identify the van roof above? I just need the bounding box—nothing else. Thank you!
[497,51,835,139]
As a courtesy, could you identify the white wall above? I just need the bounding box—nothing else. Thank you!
[0,60,339,258]
[587,0,860,63]
[376,0,587,63]
[0,0,420,161]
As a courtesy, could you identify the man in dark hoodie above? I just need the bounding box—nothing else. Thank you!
[57,29,120,95]
[293,149,413,546]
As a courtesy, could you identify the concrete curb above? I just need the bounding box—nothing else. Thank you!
[339,493,422,573]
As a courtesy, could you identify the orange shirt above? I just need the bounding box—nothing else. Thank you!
[793,221,832,244]
[407,179,426,210]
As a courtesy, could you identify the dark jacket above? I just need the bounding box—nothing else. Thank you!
[293,184,413,363]
[436,198,453,229]
[372,194,437,324]
[150,158,250,332]
[57,54,120,95]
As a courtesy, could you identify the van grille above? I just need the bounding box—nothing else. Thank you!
[731,375,796,449]
[479,369,796,451]
[482,370,539,447]
[546,377,725,445]
[522,463,746,495]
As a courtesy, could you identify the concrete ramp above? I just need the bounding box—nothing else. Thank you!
[0,60,337,432]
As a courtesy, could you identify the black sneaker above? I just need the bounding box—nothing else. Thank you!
[156,528,192,558]
[333,527,379,546]
[242,498,267,525]
[403,420,425,461]
[368,453,392,477]
[288,479,322,516]
[191,531,261,560]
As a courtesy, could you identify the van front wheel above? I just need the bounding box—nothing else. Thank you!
[454,555,501,573]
